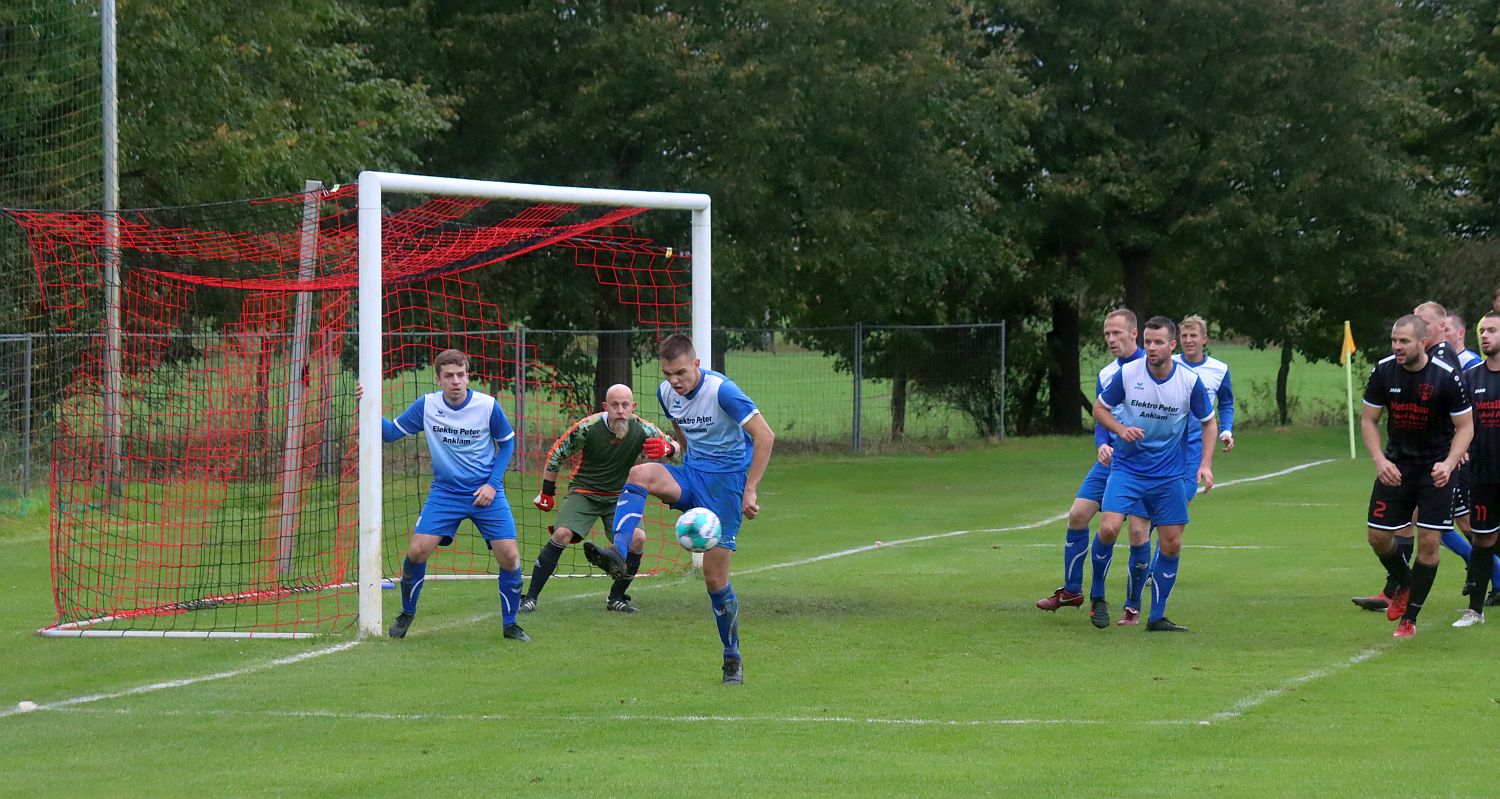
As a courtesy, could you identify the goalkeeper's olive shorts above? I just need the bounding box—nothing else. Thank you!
[556,491,618,542]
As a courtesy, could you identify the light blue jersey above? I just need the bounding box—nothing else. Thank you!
[1175,353,1235,479]
[1099,359,1214,479]
[1094,349,1144,447]
[386,389,515,492]
[658,369,760,474]
[1460,348,1482,371]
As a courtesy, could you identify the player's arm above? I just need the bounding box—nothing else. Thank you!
[354,383,420,443]
[1436,410,1473,488]
[1092,374,1143,442]
[1217,369,1236,451]
[1361,403,1400,487]
[473,402,515,507]
[741,413,775,520]
[534,416,591,510]
[1191,378,1217,492]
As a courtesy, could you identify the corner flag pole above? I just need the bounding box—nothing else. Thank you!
[1342,321,1357,460]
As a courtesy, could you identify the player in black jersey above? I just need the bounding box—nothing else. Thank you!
[1354,301,1468,611]
[1454,314,1500,625]
[1360,314,1473,638]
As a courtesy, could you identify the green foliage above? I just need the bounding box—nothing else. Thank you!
[118,0,453,203]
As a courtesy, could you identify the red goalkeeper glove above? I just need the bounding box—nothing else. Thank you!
[643,437,676,460]
[533,479,557,512]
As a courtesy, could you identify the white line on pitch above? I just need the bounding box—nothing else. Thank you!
[49,706,1197,727]
[3,457,1335,720]
[1202,646,1387,725]
[741,459,1336,575]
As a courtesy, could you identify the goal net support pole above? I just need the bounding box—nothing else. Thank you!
[356,172,711,636]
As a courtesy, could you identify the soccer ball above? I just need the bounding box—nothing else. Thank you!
[675,507,722,552]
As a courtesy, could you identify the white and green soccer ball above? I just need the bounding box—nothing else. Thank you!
[675,507,722,552]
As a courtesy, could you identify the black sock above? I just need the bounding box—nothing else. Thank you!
[1468,545,1495,613]
[1403,559,1439,622]
[526,540,566,599]
[1378,548,1411,593]
[610,551,642,599]
[1396,536,1415,566]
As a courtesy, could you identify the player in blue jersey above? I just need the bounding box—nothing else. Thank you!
[1036,309,1153,625]
[1092,316,1217,632]
[1446,312,1482,370]
[357,349,528,642]
[608,334,775,685]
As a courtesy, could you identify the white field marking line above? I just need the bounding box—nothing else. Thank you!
[51,706,1195,727]
[3,458,1334,721]
[0,533,48,547]
[992,542,1275,550]
[1203,647,1387,725]
[741,458,1336,576]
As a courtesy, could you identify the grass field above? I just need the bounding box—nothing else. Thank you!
[3,424,1495,796]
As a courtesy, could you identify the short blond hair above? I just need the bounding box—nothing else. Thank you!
[1179,315,1208,337]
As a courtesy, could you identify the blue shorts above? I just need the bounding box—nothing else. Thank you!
[1182,475,1199,505]
[1076,462,1111,503]
[1103,470,1190,527]
[1078,461,1147,516]
[414,485,518,545]
[665,464,745,551]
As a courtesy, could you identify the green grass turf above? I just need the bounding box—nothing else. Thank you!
[2,425,1495,796]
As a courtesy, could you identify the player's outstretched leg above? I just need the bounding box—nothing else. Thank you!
[583,540,629,581]
[390,555,427,638]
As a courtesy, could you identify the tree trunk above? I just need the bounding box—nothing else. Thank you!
[1276,341,1293,426]
[891,371,908,440]
[594,304,634,408]
[1121,249,1151,318]
[1046,296,1082,434]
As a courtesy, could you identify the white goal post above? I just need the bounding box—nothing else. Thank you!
[356,172,713,636]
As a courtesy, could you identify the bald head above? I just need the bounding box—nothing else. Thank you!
[602,383,637,430]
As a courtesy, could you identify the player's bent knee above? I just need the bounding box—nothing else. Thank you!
[630,528,647,552]
[550,527,576,546]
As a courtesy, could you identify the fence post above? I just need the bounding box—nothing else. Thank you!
[852,323,863,452]
[22,335,32,497]
[998,320,1006,440]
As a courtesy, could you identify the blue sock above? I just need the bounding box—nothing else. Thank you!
[1063,527,1089,594]
[1149,551,1180,623]
[1088,534,1115,600]
[498,567,523,626]
[1492,553,1500,592]
[613,483,648,559]
[400,557,427,615]
[1125,542,1150,610]
[709,583,740,658]
[1396,536,1414,566]
[1442,528,1473,560]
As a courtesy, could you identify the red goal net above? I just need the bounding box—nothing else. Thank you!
[4,182,694,636]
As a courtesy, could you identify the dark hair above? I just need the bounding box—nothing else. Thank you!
[1144,315,1177,341]
[1105,308,1137,330]
[658,333,696,362]
[433,348,469,373]
[1393,314,1427,341]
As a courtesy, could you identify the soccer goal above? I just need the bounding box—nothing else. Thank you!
[5,172,711,638]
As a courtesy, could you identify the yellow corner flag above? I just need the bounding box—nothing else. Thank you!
[1342,321,1357,459]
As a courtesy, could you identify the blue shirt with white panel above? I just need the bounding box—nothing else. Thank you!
[1175,353,1235,477]
[1099,358,1215,479]
[657,368,759,474]
[385,389,515,493]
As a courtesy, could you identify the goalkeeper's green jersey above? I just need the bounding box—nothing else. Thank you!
[543,413,669,495]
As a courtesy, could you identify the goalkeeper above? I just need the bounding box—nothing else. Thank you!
[522,383,679,614]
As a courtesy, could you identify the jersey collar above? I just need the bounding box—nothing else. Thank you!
[1178,354,1208,368]
[441,389,473,412]
[1118,348,1144,366]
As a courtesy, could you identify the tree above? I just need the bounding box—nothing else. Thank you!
[119,0,453,205]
